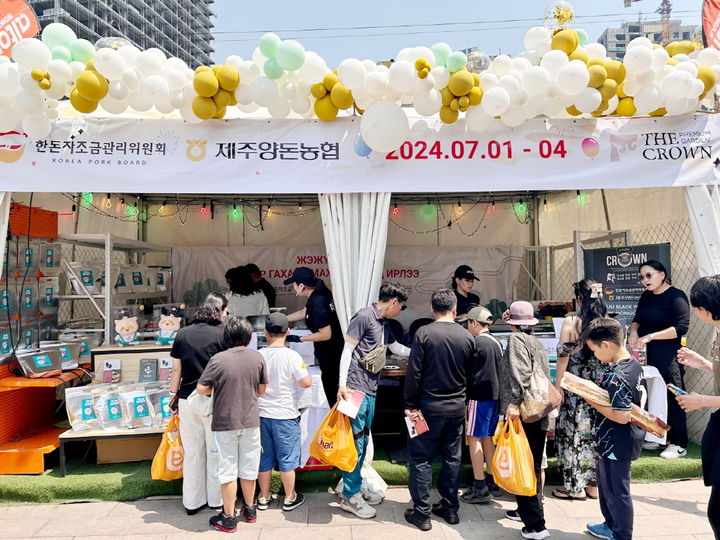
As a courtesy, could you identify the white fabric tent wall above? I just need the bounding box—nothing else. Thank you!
[0,193,11,271]
[318,193,391,332]
[685,185,720,276]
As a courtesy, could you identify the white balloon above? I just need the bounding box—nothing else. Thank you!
[623,74,642,97]
[519,49,541,65]
[606,95,619,115]
[155,100,175,114]
[523,66,551,95]
[540,50,569,79]
[536,39,552,56]
[252,47,267,66]
[584,43,607,60]
[377,64,389,74]
[624,47,653,72]
[545,96,566,116]
[237,102,260,114]
[268,99,291,118]
[362,59,378,73]
[413,89,442,116]
[575,87,602,113]
[169,91,185,109]
[634,84,663,114]
[135,50,163,77]
[524,27,550,51]
[636,69,655,86]
[46,59,72,85]
[143,74,170,103]
[0,63,21,97]
[69,61,85,79]
[100,95,129,114]
[291,95,311,114]
[502,107,525,127]
[15,92,46,114]
[481,87,511,116]
[180,102,203,124]
[464,107,493,132]
[490,55,513,77]
[651,47,670,70]
[298,51,328,85]
[524,94,548,117]
[117,45,140,67]
[128,90,153,112]
[498,74,520,97]
[665,98,688,115]
[479,72,499,90]
[337,58,366,90]
[146,48,166,62]
[225,55,243,68]
[250,76,278,107]
[512,88,529,106]
[12,38,51,71]
[662,70,693,97]
[45,108,58,121]
[239,60,261,84]
[414,75,433,94]
[430,66,449,90]
[627,37,653,50]
[360,100,409,153]
[410,47,435,67]
[0,105,18,131]
[164,67,186,91]
[697,47,720,67]
[690,78,705,98]
[94,48,125,80]
[557,61,589,96]
[365,71,388,96]
[108,81,129,100]
[121,68,140,89]
[676,62,698,78]
[19,72,41,93]
[388,61,416,94]
[511,57,532,74]
[44,83,65,100]
[395,47,413,63]
[22,113,51,139]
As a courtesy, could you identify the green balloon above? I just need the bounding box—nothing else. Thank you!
[275,40,305,71]
[674,53,690,62]
[42,23,76,49]
[259,33,281,59]
[264,58,284,79]
[446,51,467,73]
[51,45,72,62]
[69,39,95,63]
[576,29,589,47]
[431,42,452,67]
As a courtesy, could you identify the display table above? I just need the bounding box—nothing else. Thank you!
[297,366,330,468]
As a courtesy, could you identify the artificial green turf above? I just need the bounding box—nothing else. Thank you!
[0,444,703,503]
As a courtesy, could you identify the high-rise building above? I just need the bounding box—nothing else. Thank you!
[27,1,215,67]
[598,19,701,60]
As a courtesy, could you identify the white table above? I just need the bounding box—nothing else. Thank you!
[643,365,668,445]
[296,366,330,465]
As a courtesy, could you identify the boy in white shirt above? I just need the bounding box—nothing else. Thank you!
[257,313,312,511]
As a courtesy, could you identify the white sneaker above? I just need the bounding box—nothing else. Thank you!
[659,444,687,459]
[340,492,377,519]
[642,441,660,451]
[362,490,384,506]
[521,527,551,539]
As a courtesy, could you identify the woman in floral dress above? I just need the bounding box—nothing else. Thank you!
[552,278,607,500]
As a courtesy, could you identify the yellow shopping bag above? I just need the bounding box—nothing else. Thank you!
[309,403,358,472]
[491,418,536,496]
[151,415,184,481]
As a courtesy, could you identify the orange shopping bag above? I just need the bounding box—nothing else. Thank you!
[309,403,358,472]
[491,418,536,496]
[151,415,184,481]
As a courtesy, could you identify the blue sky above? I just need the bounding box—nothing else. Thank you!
[211,0,704,66]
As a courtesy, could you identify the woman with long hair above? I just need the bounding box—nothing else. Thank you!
[552,278,607,501]
[225,265,270,318]
[169,292,228,514]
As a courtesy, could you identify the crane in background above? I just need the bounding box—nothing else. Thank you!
[624,0,673,45]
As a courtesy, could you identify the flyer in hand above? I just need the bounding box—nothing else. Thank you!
[405,409,430,438]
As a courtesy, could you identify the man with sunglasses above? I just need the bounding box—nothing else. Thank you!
[336,282,412,519]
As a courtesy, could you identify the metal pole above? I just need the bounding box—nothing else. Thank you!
[573,231,584,282]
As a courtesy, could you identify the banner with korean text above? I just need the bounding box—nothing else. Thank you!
[2,114,719,193]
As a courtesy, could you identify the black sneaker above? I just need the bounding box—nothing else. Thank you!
[209,511,237,533]
[283,492,305,511]
[186,504,206,516]
[404,508,432,531]
[460,484,493,504]
[486,475,501,493]
[256,496,270,511]
[431,501,460,525]
[505,509,522,522]
[239,503,257,523]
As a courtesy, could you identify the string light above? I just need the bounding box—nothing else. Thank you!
[456,200,464,215]
[200,200,208,216]
[392,202,399,216]
[543,197,548,210]
[491,199,496,211]
[159,199,167,213]
[105,193,112,209]
[298,200,303,210]
[81,192,93,206]
[120,198,125,211]
[577,190,588,206]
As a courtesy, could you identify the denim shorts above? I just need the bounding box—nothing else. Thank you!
[259,416,301,473]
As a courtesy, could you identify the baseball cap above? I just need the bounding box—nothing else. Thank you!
[453,265,478,281]
[283,266,316,286]
[467,306,494,325]
[265,312,289,333]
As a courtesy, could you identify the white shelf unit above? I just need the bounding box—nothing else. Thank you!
[59,234,172,345]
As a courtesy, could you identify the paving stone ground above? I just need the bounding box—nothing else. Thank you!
[0,480,714,539]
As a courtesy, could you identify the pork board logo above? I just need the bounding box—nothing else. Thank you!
[185,139,207,162]
[0,131,27,163]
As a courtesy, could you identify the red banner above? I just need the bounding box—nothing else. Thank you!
[703,0,720,48]
[0,0,39,57]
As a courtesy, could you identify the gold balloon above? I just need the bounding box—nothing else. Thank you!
[38,78,51,90]
[314,95,339,121]
[76,70,108,101]
[194,71,219,98]
[587,58,605,68]
[551,29,578,55]
[566,105,582,116]
[440,105,458,124]
[459,104,469,112]
[592,101,609,117]
[472,73,481,86]
[440,87,453,106]
[414,58,428,70]
[69,88,98,113]
[587,65,607,88]
[213,89,232,109]
[212,106,227,119]
[449,98,460,111]
[310,82,327,99]
[216,65,240,92]
[676,41,694,55]
[569,48,589,63]
[649,107,666,117]
[192,96,217,120]
[229,94,238,106]
[85,59,95,71]
[617,81,628,99]
[195,65,212,74]
[666,58,680,66]
[323,72,339,91]
[697,66,717,95]
[458,95,470,108]
[604,60,626,84]
[418,67,429,79]
[330,83,354,109]
[468,87,483,106]
[616,97,636,116]
[31,69,45,81]
[666,42,677,57]
[599,79,618,101]
[448,70,474,97]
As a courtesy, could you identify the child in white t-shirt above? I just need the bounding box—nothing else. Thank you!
[257,313,312,512]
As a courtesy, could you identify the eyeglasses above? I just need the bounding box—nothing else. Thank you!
[639,272,658,281]
[401,304,407,311]
[394,299,407,311]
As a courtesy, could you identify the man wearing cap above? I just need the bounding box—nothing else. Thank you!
[246,263,276,308]
[256,313,312,512]
[336,282,412,519]
[461,306,503,504]
[452,265,481,316]
[284,267,345,407]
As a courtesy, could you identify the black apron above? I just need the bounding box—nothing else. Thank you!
[702,409,720,487]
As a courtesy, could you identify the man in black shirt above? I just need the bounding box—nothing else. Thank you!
[246,263,277,308]
[404,289,475,531]
[452,265,481,316]
[285,267,344,406]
